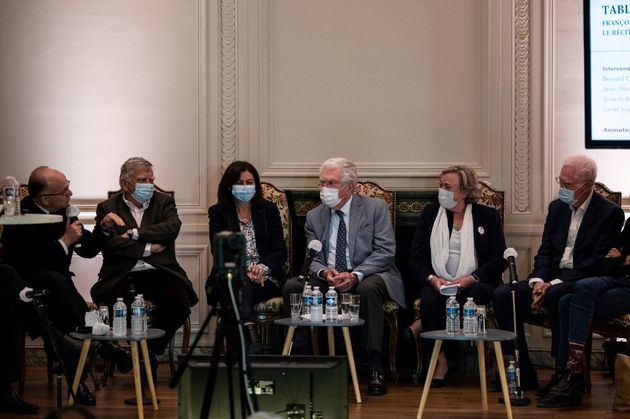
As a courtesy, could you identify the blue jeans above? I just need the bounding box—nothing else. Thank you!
[556,276,630,369]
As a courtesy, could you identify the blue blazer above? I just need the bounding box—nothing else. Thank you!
[409,202,508,289]
[531,192,624,283]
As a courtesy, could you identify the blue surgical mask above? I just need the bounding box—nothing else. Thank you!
[131,183,154,204]
[232,184,256,203]
[438,187,457,210]
[558,187,575,206]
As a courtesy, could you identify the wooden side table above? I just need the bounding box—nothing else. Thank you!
[69,328,165,419]
[275,317,364,403]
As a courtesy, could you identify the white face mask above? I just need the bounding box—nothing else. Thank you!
[438,187,458,210]
[320,187,342,208]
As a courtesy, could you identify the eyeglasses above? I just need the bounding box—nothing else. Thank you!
[318,180,344,188]
[39,181,71,197]
[555,176,582,190]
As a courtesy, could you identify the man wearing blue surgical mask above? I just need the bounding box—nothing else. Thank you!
[493,154,624,397]
[91,157,198,405]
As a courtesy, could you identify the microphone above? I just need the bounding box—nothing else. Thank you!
[503,247,518,286]
[19,287,49,303]
[299,240,323,280]
[66,204,82,248]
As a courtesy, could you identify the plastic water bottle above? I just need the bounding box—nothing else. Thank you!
[310,286,323,322]
[325,288,338,321]
[137,294,148,331]
[113,297,127,336]
[507,361,518,397]
[445,296,460,335]
[302,285,312,319]
[463,297,478,335]
[131,295,145,334]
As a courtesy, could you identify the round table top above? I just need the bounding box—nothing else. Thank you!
[275,317,364,328]
[0,214,63,225]
[70,328,165,342]
[420,329,516,342]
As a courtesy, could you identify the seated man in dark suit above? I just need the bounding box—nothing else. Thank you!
[0,166,131,406]
[493,155,624,391]
[0,264,39,414]
[283,157,405,396]
[91,157,198,401]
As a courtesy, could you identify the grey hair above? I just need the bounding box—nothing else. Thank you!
[119,157,153,181]
[562,154,598,183]
[320,157,357,185]
[440,165,481,204]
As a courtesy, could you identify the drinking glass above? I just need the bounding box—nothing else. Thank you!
[340,293,352,320]
[349,295,360,322]
[98,305,110,327]
[290,293,302,320]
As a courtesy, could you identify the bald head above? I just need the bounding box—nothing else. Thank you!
[28,166,72,212]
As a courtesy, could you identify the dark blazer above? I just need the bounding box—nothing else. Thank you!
[90,191,198,306]
[531,192,624,283]
[409,202,508,289]
[0,196,101,283]
[601,218,630,277]
[207,201,288,283]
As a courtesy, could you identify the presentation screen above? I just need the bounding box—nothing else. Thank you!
[584,1,630,148]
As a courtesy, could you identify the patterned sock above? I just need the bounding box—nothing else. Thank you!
[566,342,585,376]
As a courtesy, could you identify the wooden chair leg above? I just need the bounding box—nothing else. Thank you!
[385,310,399,382]
[584,333,593,393]
[169,316,191,377]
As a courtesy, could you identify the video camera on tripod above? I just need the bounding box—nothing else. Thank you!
[206,231,246,307]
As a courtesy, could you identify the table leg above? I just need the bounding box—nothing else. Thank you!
[130,341,144,419]
[341,327,361,404]
[282,326,296,356]
[68,339,92,405]
[493,342,513,419]
[327,327,335,356]
[477,340,488,410]
[416,339,442,419]
[140,340,159,411]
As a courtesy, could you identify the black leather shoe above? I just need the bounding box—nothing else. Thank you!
[537,372,584,408]
[73,383,96,406]
[430,378,447,388]
[536,372,561,398]
[98,341,133,373]
[367,371,387,396]
[0,388,39,414]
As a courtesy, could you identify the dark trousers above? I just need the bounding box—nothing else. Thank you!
[283,274,389,355]
[108,270,191,355]
[556,276,630,369]
[239,278,281,324]
[493,280,575,361]
[419,282,493,369]
[0,264,27,385]
[28,270,86,334]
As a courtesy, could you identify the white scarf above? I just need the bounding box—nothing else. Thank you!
[430,204,477,281]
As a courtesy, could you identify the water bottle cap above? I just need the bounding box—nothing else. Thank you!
[117,297,123,301]
[467,297,473,301]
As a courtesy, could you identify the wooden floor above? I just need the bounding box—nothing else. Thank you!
[5,366,630,418]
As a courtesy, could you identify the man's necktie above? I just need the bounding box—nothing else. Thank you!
[335,210,348,272]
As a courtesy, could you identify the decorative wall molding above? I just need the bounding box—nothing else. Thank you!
[220,0,237,171]
[513,0,531,212]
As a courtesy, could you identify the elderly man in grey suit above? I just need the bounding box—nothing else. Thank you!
[283,157,405,396]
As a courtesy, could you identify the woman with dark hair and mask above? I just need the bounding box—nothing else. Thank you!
[207,161,288,353]
[407,165,507,387]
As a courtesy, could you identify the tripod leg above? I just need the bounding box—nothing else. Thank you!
[200,321,224,419]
